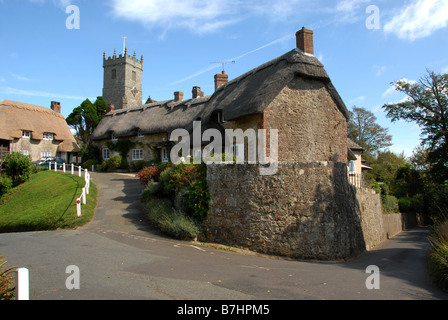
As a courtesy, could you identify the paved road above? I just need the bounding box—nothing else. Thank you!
[1,172,447,300]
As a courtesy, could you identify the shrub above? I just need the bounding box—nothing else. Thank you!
[0,174,12,198]
[82,159,98,170]
[183,180,210,221]
[382,195,399,214]
[131,160,150,172]
[2,152,32,186]
[429,219,448,292]
[0,255,16,300]
[99,155,122,172]
[136,165,164,185]
[142,195,201,240]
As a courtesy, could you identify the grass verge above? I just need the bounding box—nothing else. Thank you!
[0,170,97,233]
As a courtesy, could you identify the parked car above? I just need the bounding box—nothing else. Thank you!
[36,157,65,168]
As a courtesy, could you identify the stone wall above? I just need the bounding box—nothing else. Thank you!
[354,188,385,250]
[205,161,366,260]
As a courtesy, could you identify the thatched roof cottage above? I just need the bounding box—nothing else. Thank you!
[0,100,80,162]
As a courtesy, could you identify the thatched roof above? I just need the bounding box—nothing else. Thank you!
[197,49,349,124]
[0,100,80,153]
[91,49,349,141]
[91,96,210,141]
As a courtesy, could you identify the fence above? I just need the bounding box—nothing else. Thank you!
[48,162,91,218]
[348,173,365,189]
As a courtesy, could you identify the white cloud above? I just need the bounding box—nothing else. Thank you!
[11,73,31,81]
[373,65,387,77]
[334,0,371,23]
[3,87,84,100]
[384,0,448,41]
[109,0,306,35]
[382,78,416,97]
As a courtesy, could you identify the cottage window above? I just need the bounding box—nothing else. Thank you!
[103,148,110,160]
[111,133,117,141]
[41,151,51,158]
[132,149,144,161]
[349,160,356,175]
[137,129,144,138]
[22,131,31,138]
[43,133,54,141]
[161,148,169,163]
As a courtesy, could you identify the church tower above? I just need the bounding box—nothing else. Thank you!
[103,48,143,110]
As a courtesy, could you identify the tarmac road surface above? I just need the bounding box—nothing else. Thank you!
[1,172,447,301]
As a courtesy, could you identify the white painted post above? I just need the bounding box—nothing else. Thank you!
[63,163,66,173]
[71,163,74,175]
[15,268,29,300]
[48,162,51,171]
[82,188,86,205]
[78,166,81,177]
[76,199,81,217]
[54,162,57,172]
[92,164,94,172]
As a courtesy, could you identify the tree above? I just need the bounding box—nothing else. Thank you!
[383,70,448,183]
[66,97,107,146]
[347,106,392,154]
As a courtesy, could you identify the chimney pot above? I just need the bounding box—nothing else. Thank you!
[296,27,314,55]
[192,86,204,99]
[174,91,184,102]
[50,101,61,113]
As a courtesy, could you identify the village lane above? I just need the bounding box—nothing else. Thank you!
[0,172,447,301]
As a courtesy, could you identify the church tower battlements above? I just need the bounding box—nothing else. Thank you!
[103,48,144,110]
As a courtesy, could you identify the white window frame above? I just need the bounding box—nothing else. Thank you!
[41,151,51,158]
[103,148,110,160]
[111,133,117,141]
[137,129,144,138]
[22,131,31,138]
[132,149,144,161]
[43,133,54,141]
[161,148,169,163]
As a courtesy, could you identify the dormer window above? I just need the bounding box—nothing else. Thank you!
[215,110,225,124]
[111,132,117,141]
[22,131,31,138]
[137,129,144,138]
[43,133,54,141]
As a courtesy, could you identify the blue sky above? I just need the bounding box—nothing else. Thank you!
[1,0,448,157]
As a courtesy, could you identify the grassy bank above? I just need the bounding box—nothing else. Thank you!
[0,171,97,233]
[429,217,448,292]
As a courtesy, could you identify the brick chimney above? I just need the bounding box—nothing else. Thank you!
[296,27,314,55]
[174,91,184,102]
[107,104,115,113]
[214,71,228,91]
[192,86,204,99]
[50,101,61,113]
